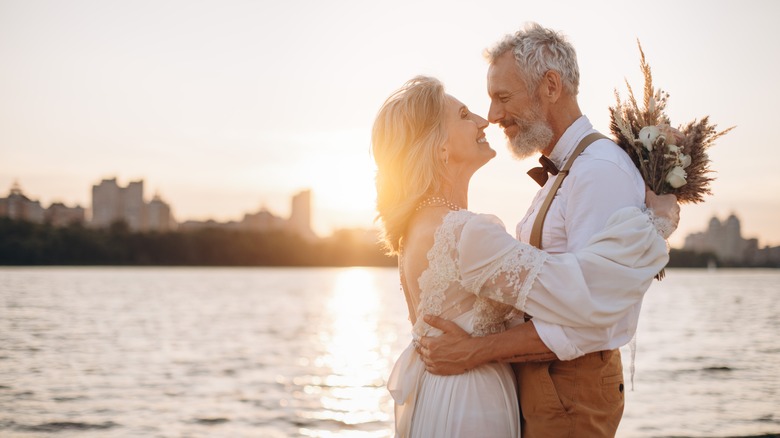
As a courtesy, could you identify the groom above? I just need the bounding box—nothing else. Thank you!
[417,23,677,437]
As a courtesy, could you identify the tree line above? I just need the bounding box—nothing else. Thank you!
[1,217,774,268]
[0,218,395,267]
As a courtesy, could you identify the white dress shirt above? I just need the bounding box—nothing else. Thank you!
[516,115,660,360]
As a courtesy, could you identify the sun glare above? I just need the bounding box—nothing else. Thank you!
[302,268,391,437]
[303,150,378,234]
[313,161,376,216]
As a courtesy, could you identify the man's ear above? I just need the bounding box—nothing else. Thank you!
[540,70,563,104]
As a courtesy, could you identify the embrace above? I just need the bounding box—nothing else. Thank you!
[371,24,680,437]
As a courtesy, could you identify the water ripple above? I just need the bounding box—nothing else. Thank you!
[1,267,778,437]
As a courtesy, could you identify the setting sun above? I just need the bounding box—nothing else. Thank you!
[307,152,378,236]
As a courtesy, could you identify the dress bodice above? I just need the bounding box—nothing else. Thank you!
[406,210,548,340]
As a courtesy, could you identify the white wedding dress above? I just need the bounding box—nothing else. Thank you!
[388,209,544,438]
[387,207,672,438]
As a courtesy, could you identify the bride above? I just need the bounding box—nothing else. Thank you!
[371,76,678,437]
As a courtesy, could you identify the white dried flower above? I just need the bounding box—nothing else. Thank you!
[666,166,687,188]
[679,153,692,168]
[637,126,660,151]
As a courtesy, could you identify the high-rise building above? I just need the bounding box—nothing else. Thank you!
[684,214,758,262]
[92,178,125,228]
[124,181,145,231]
[147,193,175,232]
[91,178,173,232]
[45,202,85,227]
[0,182,45,223]
[242,208,286,232]
[288,190,316,240]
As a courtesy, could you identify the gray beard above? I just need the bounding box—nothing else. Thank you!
[508,118,554,160]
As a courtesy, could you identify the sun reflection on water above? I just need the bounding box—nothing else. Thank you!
[299,268,394,437]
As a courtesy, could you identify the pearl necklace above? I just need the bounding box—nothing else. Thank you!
[415,196,461,212]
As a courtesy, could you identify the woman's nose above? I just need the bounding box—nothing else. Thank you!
[474,113,489,129]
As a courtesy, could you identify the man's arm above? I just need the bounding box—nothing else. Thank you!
[460,206,669,329]
[423,163,678,374]
[424,190,677,374]
[519,159,668,358]
[417,315,556,375]
[514,158,671,329]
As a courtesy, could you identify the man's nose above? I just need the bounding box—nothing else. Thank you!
[487,101,502,124]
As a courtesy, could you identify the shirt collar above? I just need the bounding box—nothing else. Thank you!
[547,115,593,169]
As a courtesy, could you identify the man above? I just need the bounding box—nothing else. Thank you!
[417,23,678,437]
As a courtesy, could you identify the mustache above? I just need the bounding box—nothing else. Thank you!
[498,119,517,130]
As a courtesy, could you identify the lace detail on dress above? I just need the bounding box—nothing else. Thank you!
[411,210,548,340]
[413,210,472,339]
[472,297,515,337]
[467,244,548,312]
[644,207,677,240]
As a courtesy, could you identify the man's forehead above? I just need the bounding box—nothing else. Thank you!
[487,59,522,93]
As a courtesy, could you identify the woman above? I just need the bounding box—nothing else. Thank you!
[372,77,677,437]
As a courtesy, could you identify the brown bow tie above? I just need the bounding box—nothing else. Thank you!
[527,155,560,186]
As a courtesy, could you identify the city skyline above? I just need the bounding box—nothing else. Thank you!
[2,1,779,247]
[0,177,316,236]
[4,177,777,255]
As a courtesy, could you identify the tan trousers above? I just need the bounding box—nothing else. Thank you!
[513,349,625,438]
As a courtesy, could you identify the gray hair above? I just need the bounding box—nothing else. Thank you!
[485,22,580,96]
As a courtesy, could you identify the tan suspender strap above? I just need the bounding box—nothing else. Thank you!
[529,133,608,249]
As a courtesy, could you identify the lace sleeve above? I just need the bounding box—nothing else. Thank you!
[469,245,549,311]
[458,214,549,311]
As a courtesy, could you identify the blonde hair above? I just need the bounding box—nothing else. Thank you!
[371,76,449,255]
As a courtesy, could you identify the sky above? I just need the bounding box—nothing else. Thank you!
[1,0,778,248]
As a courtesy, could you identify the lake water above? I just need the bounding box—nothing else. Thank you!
[1,267,778,437]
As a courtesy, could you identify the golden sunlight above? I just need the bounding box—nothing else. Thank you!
[309,155,377,231]
[263,140,379,234]
[300,268,391,437]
